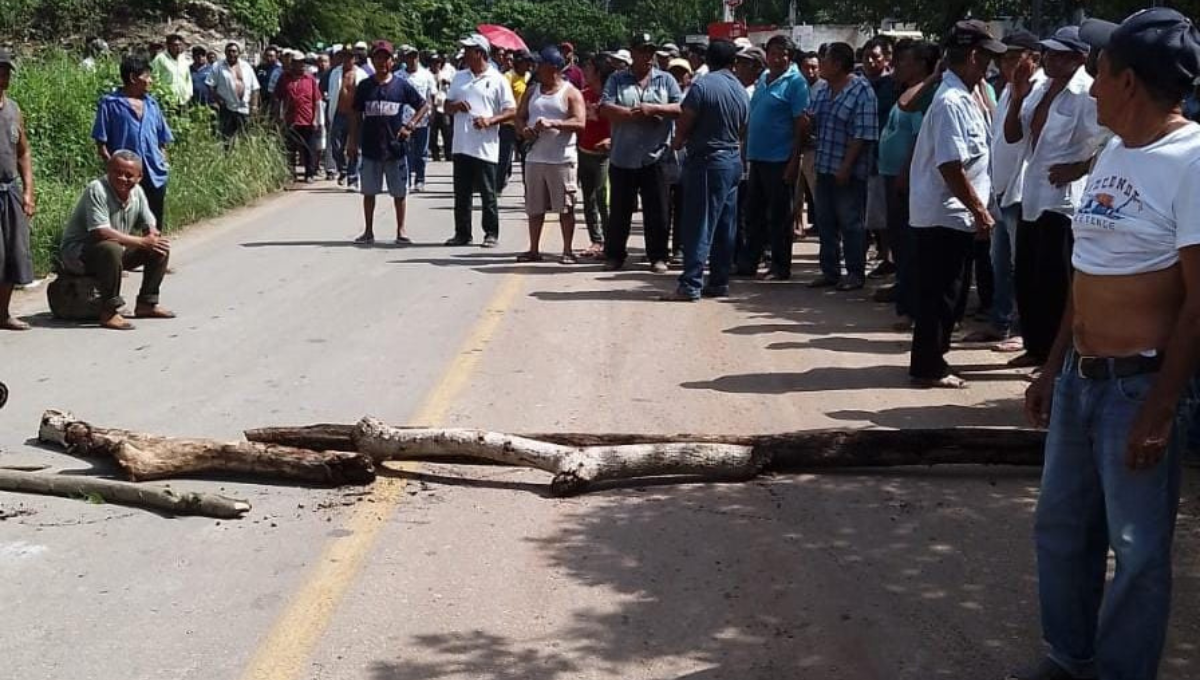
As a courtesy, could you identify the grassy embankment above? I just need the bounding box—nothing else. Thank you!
[10,53,291,275]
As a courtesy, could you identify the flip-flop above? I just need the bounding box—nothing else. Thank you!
[353,234,375,245]
[395,236,413,245]
[560,253,578,265]
[911,375,968,389]
[516,251,544,263]
[993,337,1024,352]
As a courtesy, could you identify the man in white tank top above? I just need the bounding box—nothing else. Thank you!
[514,46,586,264]
[1013,10,1200,680]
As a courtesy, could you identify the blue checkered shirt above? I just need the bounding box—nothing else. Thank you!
[806,75,879,179]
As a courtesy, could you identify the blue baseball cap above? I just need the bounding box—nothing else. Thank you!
[537,45,566,69]
[1081,8,1200,93]
[1040,26,1090,54]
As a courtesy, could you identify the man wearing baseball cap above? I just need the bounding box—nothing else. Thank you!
[1015,11,1200,680]
[347,40,431,245]
[396,44,438,192]
[904,19,1005,388]
[0,49,36,330]
[1003,26,1108,370]
[559,42,585,89]
[444,33,517,247]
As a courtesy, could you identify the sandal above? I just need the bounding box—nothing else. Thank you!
[911,375,968,389]
[353,233,375,245]
[581,243,604,258]
[560,253,578,265]
[516,251,544,263]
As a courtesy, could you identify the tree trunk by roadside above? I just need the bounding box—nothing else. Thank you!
[0,469,250,518]
[39,410,375,485]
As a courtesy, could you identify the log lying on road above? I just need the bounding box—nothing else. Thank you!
[39,410,375,486]
[247,423,1047,469]
[353,417,766,496]
[0,469,250,518]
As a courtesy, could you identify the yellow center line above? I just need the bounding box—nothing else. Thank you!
[238,273,524,680]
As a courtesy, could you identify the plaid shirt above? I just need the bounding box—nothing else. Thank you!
[806,75,879,179]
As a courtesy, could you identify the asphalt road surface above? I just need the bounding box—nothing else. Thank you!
[2,163,1197,680]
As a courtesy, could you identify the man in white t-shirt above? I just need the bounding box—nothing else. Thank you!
[205,42,261,143]
[444,33,517,248]
[1003,26,1108,369]
[1014,10,1200,680]
[397,45,438,192]
[905,20,1006,388]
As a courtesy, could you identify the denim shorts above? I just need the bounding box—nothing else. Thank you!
[360,158,408,198]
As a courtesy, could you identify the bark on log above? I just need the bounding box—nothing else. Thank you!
[0,469,251,518]
[39,410,375,486]
[246,424,1046,469]
[352,418,766,496]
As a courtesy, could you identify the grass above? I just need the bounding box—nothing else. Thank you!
[10,52,292,275]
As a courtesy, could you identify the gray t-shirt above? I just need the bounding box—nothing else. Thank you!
[681,69,748,158]
[601,68,682,169]
[60,178,156,267]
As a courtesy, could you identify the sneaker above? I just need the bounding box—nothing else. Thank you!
[346,180,359,193]
[867,260,896,279]
[326,171,336,181]
[836,276,865,291]
[701,286,730,298]
[660,289,699,302]
[416,182,426,193]
[1005,658,1083,680]
[481,235,498,248]
[650,260,669,274]
[444,236,472,246]
[336,172,346,186]
[807,276,839,288]
[670,250,684,265]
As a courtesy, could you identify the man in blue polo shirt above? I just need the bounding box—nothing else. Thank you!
[91,54,174,233]
[737,35,809,280]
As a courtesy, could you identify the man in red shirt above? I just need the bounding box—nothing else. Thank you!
[276,55,323,182]
[577,53,612,257]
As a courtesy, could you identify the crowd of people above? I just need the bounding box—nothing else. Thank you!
[4,9,1200,680]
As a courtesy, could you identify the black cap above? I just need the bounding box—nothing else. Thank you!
[0,49,15,70]
[1040,26,1090,54]
[631,33,658,51]
[1081,8,1200,93]
[947,19,1008,55]
[1003,29,1041,52]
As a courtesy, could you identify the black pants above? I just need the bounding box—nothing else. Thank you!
[217,108,249,142]
[139,176,167,232]
[497,125,517,193]
[452,154,499,241]
[739,161,794,277]
[910,227,975,379]
[669,183,683,256]
[1015,211,1073,360]
[606,162,669,264]
[956,238,995,321]
[884,175,916,318]
[430,111,453,161]
[286,124,319,179]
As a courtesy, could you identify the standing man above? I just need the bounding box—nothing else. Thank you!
[1015,10,1200,680]
[665,39,748,301]
[800,42,879,291]
[327,45,369,189]
[861,36,897,279]
[444,33,517,248]
[1005,26,1106,369]
[347,41,430,245]
[578,53,613,259]
[738,35,809,280]
[498,50,532,194]
[256,46,280,95]
[276,54,323,183]
[189,45,214,106]
[0,50,35,331]
[600,33,683,273]
[152,33,193,108]
[397,45,437,192]
[429,54,456,161]
[906,21,1006,388]
[514,46,586,263]
[92,55,174,233]
[560,42,586,89]
[793,50,822,238]
[206,42,261,142]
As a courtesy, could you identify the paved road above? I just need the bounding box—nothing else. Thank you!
[1,163,1197,680]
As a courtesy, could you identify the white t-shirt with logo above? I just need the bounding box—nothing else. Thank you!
[447,67,516,163]
[398,66,437,127]
[1072,123,1200,275]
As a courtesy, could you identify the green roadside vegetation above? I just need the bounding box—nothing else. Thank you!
[11,53,290,275]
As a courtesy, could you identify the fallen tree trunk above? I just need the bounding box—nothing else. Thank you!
[0,469,250,519]
[353,417,765,496]
[246,423,1047,468]
[39,410,375,486]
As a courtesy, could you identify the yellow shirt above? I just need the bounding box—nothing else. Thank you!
[504,70,528,127]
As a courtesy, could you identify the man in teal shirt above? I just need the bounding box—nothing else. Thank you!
[738,35,810,280]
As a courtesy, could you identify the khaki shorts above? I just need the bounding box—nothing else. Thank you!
[525,161,578,216]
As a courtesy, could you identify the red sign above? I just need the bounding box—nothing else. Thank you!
[708,21,748,40]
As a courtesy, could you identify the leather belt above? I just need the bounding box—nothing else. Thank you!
[1067,352,1164,380]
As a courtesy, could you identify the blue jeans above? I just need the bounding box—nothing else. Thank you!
[1036,355,1195,679]
[990,202,1020,332]
[330,114,359,182]
[813,173,867,281]
[677,150,741,298]
[407,126,430,185]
